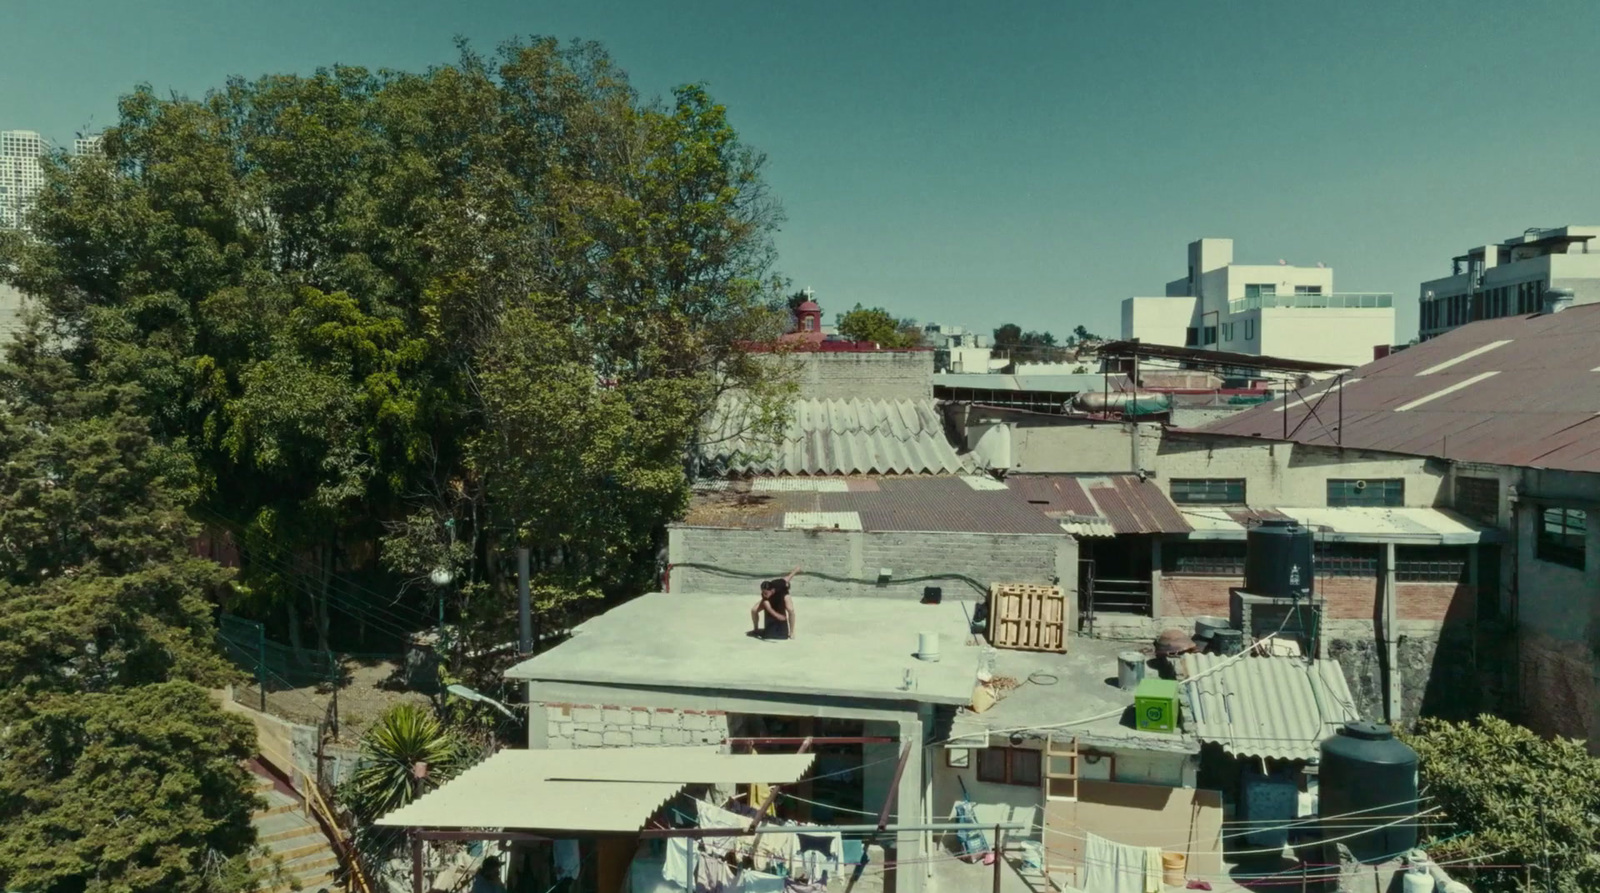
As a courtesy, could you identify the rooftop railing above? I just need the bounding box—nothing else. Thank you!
[1229,292,1393,313]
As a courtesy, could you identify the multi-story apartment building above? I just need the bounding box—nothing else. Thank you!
[1418,226,1600,341]
[1121,237,1395,367]
[0,130,49,231]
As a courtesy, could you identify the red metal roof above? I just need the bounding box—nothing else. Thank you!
[1198,304,1600,473]
[1006,474,1191,535]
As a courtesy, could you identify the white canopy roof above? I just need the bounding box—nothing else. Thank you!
[376,746,817,832]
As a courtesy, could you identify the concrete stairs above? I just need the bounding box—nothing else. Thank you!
[248,765,343,892]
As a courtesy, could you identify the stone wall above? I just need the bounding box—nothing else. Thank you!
[781,351,934,401]
[668,525,1074,602]
[540,701,730,749]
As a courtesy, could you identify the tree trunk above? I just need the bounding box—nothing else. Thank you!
[315,545,333,658]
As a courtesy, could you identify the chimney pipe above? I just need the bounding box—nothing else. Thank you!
[1544,286,1575,314]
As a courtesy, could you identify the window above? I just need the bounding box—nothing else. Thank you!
[1294,285,1323,295]
[1327,478,1404,507]
[977,747,1042,787]
[1315,542,1378,577]
[1163,541,1246,576]
[1185,327,1199,347]
[1244,283,1277,299]
[1202,325,1217,345]
[1396,546,1468,583]
[1244,319,1254,340]
[1454,477,1498,526]
[1171,478,1246,504]
[1537,506,1586,570]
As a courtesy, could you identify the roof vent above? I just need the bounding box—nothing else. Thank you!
[1543,287,1576,314]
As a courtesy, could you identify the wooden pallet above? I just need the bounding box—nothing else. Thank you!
[989,583,1067,652]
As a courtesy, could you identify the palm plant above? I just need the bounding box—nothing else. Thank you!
[340,703,465,862]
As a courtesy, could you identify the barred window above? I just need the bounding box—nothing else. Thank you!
[1537,507,1586,570]
[1327,478,1404,507]
[1453,477,1498,526]
[1170,479,1246,505]
[1315,543,1378,577]
[1163,541,1246,576]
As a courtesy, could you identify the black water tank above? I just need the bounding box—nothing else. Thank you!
[1318,721,1419,863]
[1244,519,1314,599]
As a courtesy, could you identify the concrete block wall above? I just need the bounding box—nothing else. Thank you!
[668,525,1074,601]
[782,351,934,401]
[540,701,729,749]
[1152,434,1445,508]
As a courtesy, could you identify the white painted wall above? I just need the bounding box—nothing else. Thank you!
[1257,307,1395,366]
[1122,296,1197,346]
[1153,434,1445,508]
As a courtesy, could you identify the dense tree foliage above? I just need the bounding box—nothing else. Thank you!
[0,683,262,893]
[1,38,792,667]
[1406,716,1600,893]
[836,303,921,348]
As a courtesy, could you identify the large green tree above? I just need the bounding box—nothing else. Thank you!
[1,38,791,660]
[836,303,921,348]
[1406,715,1600,893]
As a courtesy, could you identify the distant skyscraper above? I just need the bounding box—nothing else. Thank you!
[1,130,49,230]
[74,134,103,157]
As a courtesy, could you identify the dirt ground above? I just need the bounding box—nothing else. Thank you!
[238,658,433,743]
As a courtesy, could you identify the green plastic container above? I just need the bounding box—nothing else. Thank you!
[1134,677,1180,733]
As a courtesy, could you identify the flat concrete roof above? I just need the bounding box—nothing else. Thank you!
[505,593,983,706]
[950,636,1198,754]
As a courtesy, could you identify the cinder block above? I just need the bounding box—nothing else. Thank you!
[574,730,603,747]
[602,730,632,747]
[662,729,691,745]
[651,711,681,729]
[547,736,573,750]
[572,707,602,725]
[632,728,662,745]
[603,709,633,725]
[682,713,711,731]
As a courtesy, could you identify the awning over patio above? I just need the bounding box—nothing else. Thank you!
[376,746,817,832]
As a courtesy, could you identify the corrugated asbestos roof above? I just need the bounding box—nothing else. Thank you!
[682,476,1067,535]
[1179,654,1360,762]
[702,397,969,476]
[377,747,816,831]
[1007,474,1192,536]
[1198,304,1600,472]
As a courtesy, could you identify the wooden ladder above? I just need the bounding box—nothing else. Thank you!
[1039,736,1079,891]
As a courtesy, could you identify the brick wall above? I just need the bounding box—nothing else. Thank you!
[669,525,1073,601]
[1158,575,1470,624]
[541,702,730,749]
[778,351,934,401]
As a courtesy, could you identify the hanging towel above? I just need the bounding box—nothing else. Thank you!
[1143,846,1163,893]
[1080,832,1145,893]
[795,832,842,882]
[554,840,581,880]
[662,838,694,889]
[737,869,786,893]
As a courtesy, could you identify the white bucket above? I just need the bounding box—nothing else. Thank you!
[917,631,941,662]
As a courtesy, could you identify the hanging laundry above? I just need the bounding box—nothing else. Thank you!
[783,880,827,893]
[694,855,736,893]
[1143,846,1163,893]
[662,838,694,889]
[795,832,842,882]
[736,870,785,893]
[1080,832,1146,893]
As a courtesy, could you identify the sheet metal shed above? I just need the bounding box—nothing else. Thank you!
[376,746,817,831]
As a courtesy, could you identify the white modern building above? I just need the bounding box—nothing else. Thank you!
[0,130,49,231]
[1418,226,1600,341]
[1121,238,1395,367]
[74,134,102,157]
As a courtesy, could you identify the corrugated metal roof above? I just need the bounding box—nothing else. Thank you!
[1178,506,1496,544]
[377,747,817,831]
[1198,304,1600,473]
[702,397,969,476]
[682,476,1068,535]
[933,372,1132,394]
[1179,654,1360,762]
[1007,474,1192,535]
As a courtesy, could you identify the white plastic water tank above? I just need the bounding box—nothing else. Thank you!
[917,631,941,662]
[1402,871,1436,893]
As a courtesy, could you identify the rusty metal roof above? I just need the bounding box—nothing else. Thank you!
[1006,474,1192,535]
[1199,304,1600,473]
[681,476,1066,535]
[701,397,969,476]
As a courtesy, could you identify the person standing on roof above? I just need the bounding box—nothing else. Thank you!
[751,567,801,640]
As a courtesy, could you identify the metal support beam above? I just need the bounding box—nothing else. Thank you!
[724,736,894,745]
[411,833,423,893]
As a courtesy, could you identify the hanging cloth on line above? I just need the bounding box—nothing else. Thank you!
[1080,831,1146,893]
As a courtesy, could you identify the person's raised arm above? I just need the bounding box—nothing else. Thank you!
[783,566,802,584]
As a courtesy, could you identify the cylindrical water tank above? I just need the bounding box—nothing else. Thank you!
[1117,652,1145,690]
[1211,628,1244,656]
[1319,721,1419,863]
[1245,519,1315,600]
[916,631,941,662]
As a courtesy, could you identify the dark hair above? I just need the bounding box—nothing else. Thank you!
[769,578,790,598]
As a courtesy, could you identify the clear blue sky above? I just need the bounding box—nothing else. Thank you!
[4,0,1598,341]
